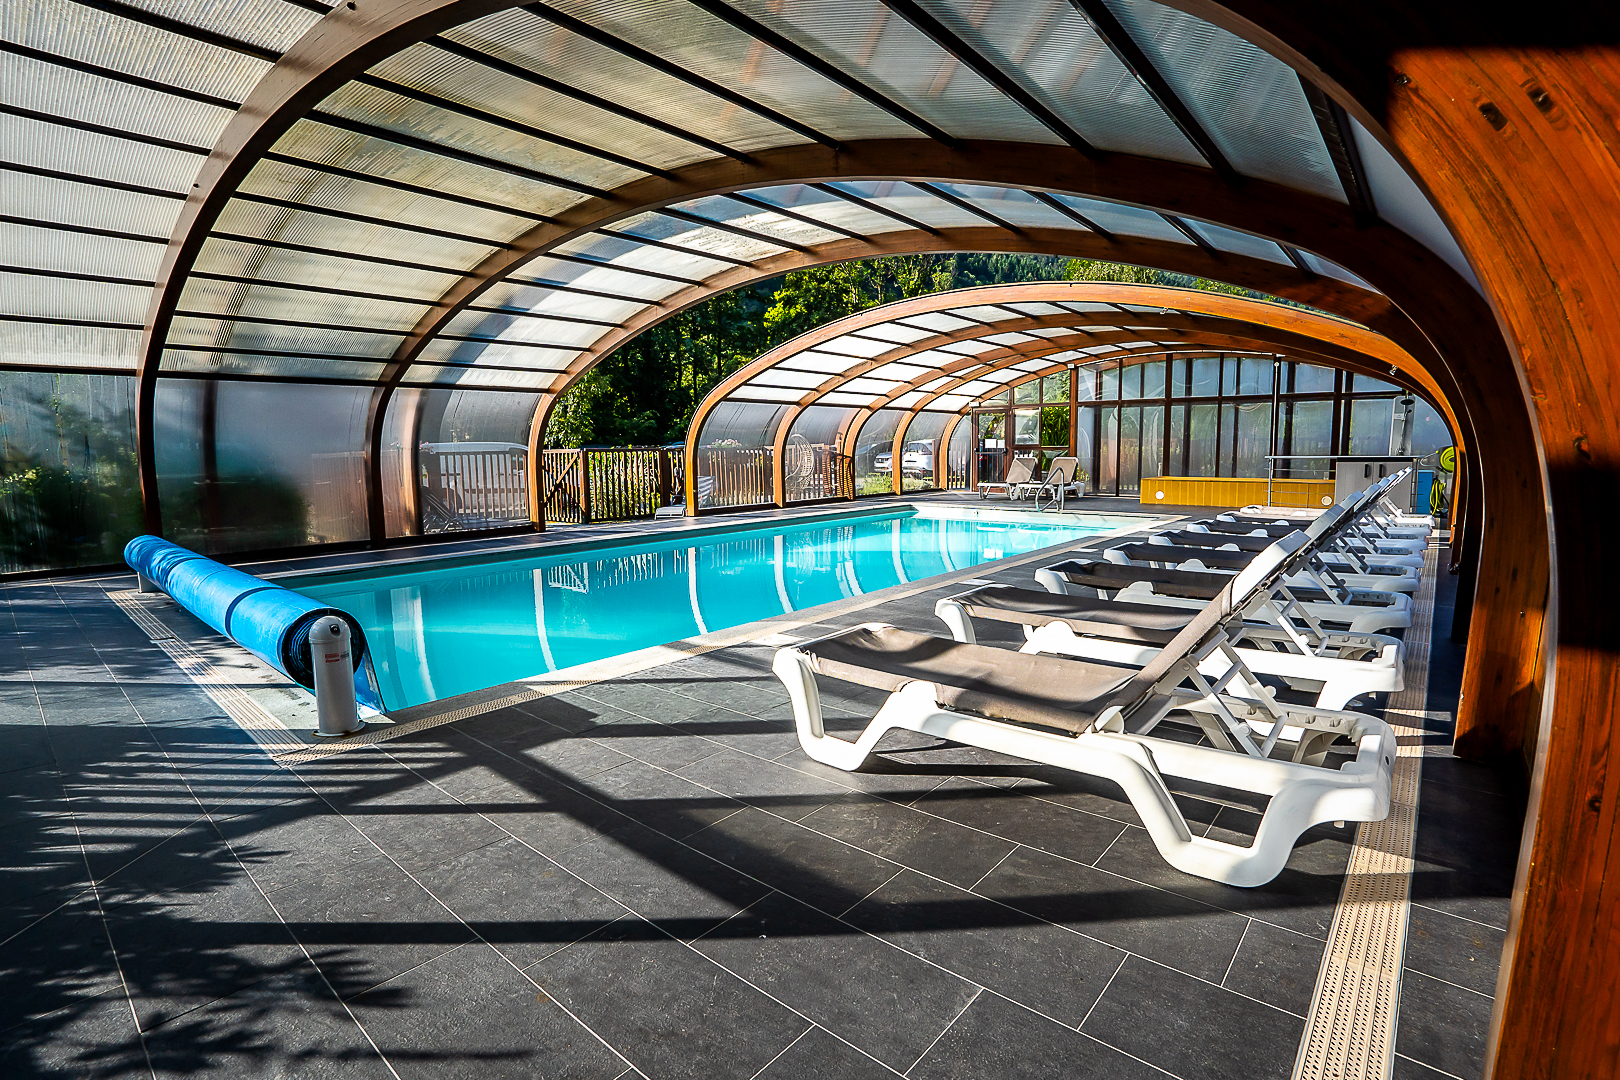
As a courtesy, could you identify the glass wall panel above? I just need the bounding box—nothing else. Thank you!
[1074,405,1097,489]
[1119,406,1142,495]
[975,411,1006,484]
[1221,357,1238,397]
[1191,356,1220,396]
[1140,404,1165,481]
[0,372,141,573]
[695,401,784,509]
[1075,365,1100,401]
[784,405,854,503]
[413,390,538,535]
[1279,400,1333,478]
[1290,362,1337,394]
[900,412,947,491]
[946,417,971,489]
[1187,403,1218,477]
[1229,402,1272,477]
[1140,359,1166,399]
[1012,408,1042,448]
[1166,404,1186,475]
[1410,399,1452,457]
[1169,357,1191,397]
[1013,378,1040,404]
[1237,357,1273,396]
[1346,398,1395,456]
[1120,363,1143,399]
[1097,407,1120,494]
[1350,374,1399,393]
[1099,363,1120,400]
[854,408,902,496]
[1043,369,1070,403]
[1040,405,1070,460]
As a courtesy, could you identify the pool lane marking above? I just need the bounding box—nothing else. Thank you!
[1291,537,1441,1080]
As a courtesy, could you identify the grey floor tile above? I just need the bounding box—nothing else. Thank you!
[1395,970,1493,1080]
[910,990,1167,1080]
[799,796,1016,888]
[0,890,123,1033]
[676,749,854,822]
[0,984,149,1079]
[1082,956,1303,1080]
[697,891,977,1072]
[1393,1052,1465,1080]
[685,807,904,919]
[143,960,393,1080]
[413,837,625,968]
[270,855,474,1001]
[912,783,1127,866]
[321,774,511,874]
[843,869,1124,1028]
[1222,919,1326,1017]
[531,916,809,1080]
[549,821,769,940]
[586,719,730,772]
[576,756,747,838]
[751,1026,895,1080]
[350,943,625,1080]
[1404,907,1504,996]
[221,799,378,896]
[974,846,1248,983]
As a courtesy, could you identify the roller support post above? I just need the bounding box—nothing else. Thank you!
[310,618,365,738]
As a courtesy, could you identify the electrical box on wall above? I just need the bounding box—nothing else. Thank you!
[1334,457,1417,511]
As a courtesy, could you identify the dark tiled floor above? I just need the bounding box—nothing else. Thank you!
[0,528,1524,1079]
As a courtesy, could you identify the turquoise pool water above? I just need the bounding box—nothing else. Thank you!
[295,506,1135,709]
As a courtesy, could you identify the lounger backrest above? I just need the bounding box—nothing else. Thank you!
[1005,456,1035,484]
[1045,457,1077,485]
[1103,531,1310,716]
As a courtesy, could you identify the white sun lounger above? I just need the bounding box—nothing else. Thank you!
[772,532,1395,887]
[977,455,1036,500]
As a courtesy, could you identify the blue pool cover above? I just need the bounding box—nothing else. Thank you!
[124,535,384,712]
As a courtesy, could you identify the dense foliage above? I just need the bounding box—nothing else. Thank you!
[544,253,1297,448]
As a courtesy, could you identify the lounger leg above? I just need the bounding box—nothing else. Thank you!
[934,598,977,644]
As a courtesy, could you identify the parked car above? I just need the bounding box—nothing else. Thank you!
[874,439,936,476]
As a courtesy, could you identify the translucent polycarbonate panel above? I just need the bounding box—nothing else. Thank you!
[1298,250,1380,293]
[9,0,271,105]
[159,351,386,382]
[935,338,1000,356]
[786,350,871,376]
[930,394,971,412]
[193,235,462,301]
[369,40,711,176]
[431,316,602,353]
[1044,194,1191,244]
[5,169,182,240]
[406,388,539,535]
[838,377,904,397]
[473,280,649,327]
[403,366,553,391]
[852,321,938,346]
[1222,401,1271,477]
[513,256,689,303]
[861,361,935,384]
[824,182,992,231]
[4,110,202,198]
[3,220,162,283]
[818,391,874,408]
[1348,116,1480,291]
[853,408,903,494]
[167,316,401,360]
[240,159,534,251]
[1410,398,1451,458]
[1101,0,1342,200]
[214,198,497,275]
[817,334,896,360]
[175,276,432,334]
[724,0,1063,145]
[1183,220,1291,265]
[1277,399,1332,478]
[319,79,648,200]
[120,0,319,54]
[413,339,581,373]
[2,272,150,325]
[788,405,855,448]
[1012,377,1039,404]
[725,387,798,404]
[610,212,790,265]
[2,49,232,152]
[899,411,948,488]
[929,184,1095,235]
[556,230,748,281]
[982,332,1037,348]
[1287,362,1337,394]
[450,5,821,155]
[783,405,854,503]
[0,371,140,571]
[736,184,903,238]
[674,195,846,250]
[949,306,1031,324]
[697,401,788,450]
[897,312,977,334]
[152,378,371,555]
[954,380,998,398]
[272,116,593,224]
[747,369,832,391]
[917,0,1201,162]
[0,322,140,372]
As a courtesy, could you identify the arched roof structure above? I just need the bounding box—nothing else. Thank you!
[681,281,1447,509]
[8,3,1620,1065]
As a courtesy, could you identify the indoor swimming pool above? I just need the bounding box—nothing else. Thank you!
[293,506,1147,708]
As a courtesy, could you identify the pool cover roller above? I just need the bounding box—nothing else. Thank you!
[124,535,385,712]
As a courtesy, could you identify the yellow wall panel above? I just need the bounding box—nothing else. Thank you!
[1139,476,1335,509]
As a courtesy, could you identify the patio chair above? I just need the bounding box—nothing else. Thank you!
[1028,456,1085,511]
[772,530,1395,887]
[977,455,1036,500]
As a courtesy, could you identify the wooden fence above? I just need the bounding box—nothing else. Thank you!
[420,445,530,533]
[538,447,684,524]
[694,446,773,508]
[783,446,854,503]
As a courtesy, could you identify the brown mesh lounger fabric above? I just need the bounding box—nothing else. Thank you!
[956,586,1196,645]
[1041,559,1230,600]
[1111,543,1258,571]
[1164,530,1275,552]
